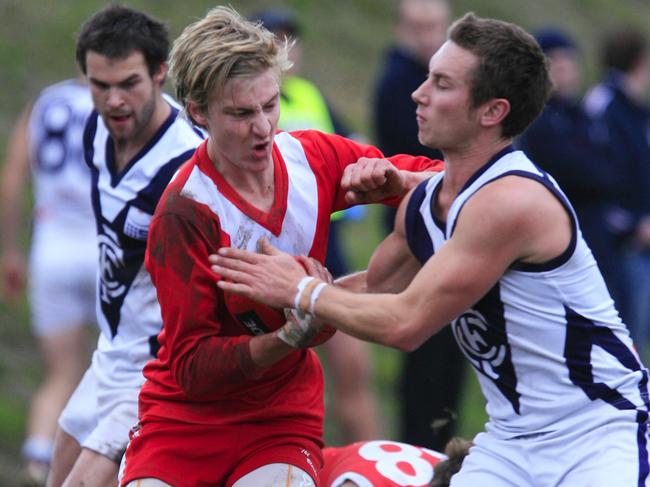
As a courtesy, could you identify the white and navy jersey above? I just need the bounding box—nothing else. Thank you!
[405,146,649,438]
[28,79,94,233]
[83,95,204,370]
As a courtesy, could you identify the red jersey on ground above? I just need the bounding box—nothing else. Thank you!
[321,440,446,487]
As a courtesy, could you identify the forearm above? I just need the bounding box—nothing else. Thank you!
[310,285,422,351]
[174,332,296,398]
[249,330,299,368]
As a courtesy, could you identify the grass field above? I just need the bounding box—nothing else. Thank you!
[0,0,648,483]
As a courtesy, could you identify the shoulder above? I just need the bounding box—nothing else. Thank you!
[464,176,558,228]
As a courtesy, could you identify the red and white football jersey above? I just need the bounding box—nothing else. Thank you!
[139,129,441,433]
[321,440,447,487]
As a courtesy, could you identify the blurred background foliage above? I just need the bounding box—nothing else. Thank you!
[0,0,648,482]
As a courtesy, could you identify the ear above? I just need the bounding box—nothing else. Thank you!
[153,62,168,86]
[480,98,510,128]
[188,101,208,128]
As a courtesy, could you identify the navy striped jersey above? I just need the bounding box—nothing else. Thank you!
[405,146,649,438]
[83,95,204,382]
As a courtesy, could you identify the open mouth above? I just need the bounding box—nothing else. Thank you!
[109,113,131,124]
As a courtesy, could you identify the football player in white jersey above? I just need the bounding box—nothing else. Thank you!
[46,6,204,487]
[1,79,96,485]
[212,13,650,486]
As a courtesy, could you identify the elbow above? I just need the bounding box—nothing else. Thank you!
[173,355,214,400]
[381,319,428,352]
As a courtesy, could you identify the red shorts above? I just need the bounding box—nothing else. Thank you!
[120,419,323,487]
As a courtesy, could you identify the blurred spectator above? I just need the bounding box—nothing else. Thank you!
[0,78,97,486]
[372,0,466,451]
[584,28,650,358]
[517,29,627,314]
[252,7,381,443]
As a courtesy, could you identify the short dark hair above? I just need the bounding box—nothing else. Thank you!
[449,13,551,138]
[75,4,169,77]
[602,29,646,74]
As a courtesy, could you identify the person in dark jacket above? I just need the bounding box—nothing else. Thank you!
[372,0,466,452]
[584,28,650,358]
[518,29,627,316]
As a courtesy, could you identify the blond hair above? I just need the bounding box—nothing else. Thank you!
[169,5,291,124]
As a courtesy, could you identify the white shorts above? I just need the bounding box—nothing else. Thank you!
[58,350,142,463]
[451,410,650,486]
[28,226,97,336]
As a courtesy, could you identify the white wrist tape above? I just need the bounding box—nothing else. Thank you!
[294,276,316,315]
[308,282,327,315]
[279,308,317,348]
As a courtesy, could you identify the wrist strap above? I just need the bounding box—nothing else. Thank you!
[309,282,327,315]
[294,276,316,315]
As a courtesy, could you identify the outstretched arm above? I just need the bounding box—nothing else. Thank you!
[211,177,571,351]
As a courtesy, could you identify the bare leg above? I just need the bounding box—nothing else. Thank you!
[231,464,315,487]
[23,325,90,485]
[46,429,81,487]
[60,449,118,487]
[124,480,173,486]
[28,325,89,444]
[321,332,381,442]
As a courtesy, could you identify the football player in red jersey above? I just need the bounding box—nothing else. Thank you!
[119,6,442,487]
[320,438,471,487]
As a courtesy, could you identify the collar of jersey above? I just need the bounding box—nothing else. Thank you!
[195,140,289,236]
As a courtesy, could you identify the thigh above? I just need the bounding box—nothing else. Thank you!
[28,235,97,336]
[58,367,99,446]
[124,479,172,487]
[120,420,238,486]
[449,432,532,487]
[227,425,322,487]
[48,428,81,487]
[83,397,137,463]
[231,464,316,487]
[535,413,650,487]
[62,448,118,487]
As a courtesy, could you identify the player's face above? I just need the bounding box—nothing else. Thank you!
[547,48,581,99]
[86,50,165,145]
[198,69,280,176]
[412,41,481,151]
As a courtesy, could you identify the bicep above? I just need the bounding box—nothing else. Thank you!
[367,232,421,293]
[400,188,528,333]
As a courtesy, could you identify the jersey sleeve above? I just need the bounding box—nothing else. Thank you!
[145,197,263,400]
[294,130,444,212]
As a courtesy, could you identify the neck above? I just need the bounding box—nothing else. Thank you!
[207,140,276,211]
[440,137,511,195]
[113,94,170,172]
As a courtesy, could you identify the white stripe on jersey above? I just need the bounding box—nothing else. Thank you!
[180,131,319,255]
[408,148,649,438]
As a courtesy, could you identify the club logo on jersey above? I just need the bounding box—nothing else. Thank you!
[453,309,506,379]
[123,206,152,241]
[235,311,271,336]
[97,223,143,337]
[451,292,521,414]
[99,224,126,303]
